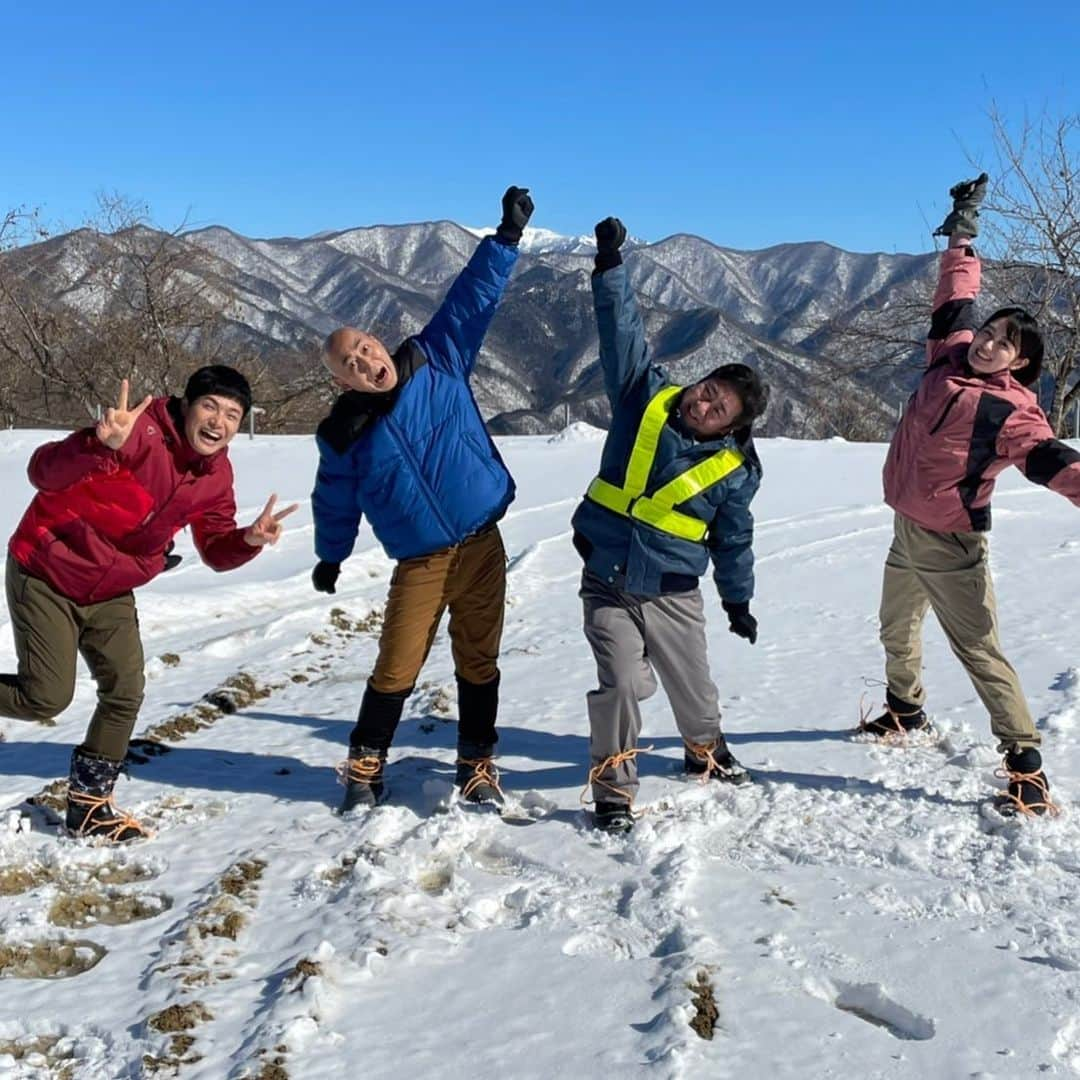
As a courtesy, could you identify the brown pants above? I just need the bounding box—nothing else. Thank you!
[0,556,145,761]
[370,525,507,694]
[879,514,1037,751]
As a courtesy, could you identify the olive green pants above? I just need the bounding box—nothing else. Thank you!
[879,514,1037,752]
[0,557,145,760]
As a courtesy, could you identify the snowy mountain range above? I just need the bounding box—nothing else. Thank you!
[5,221,951,434]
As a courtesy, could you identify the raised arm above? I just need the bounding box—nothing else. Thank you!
[28,429,119,492]
[28,379,152,491]
[590,217,652,405]
[926,174,988,367]
[414,187,531,378]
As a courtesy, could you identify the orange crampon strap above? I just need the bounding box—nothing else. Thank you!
[856,693,927,744]
[67,790,154,841]
[456,757,504,801]
[684,739,723,784]
[335,755,383,787]
[580,745,654,811]
[993,765,1061,818]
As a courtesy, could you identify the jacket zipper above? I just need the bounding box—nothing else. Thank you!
[386,417,455,540]
[928,390,963,435]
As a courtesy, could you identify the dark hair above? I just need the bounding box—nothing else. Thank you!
[978,307,1044,387]
[706,362,769,429]
[183,365,252,417]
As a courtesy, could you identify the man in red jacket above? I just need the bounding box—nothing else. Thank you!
[2,365,296,842]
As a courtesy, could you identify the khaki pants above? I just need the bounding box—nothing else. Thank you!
[879,514,1036,751]
[0,556,145,760]
[370,525,507,694]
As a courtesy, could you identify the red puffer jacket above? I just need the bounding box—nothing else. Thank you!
[9,396,258,604]
[883,243,1080,532]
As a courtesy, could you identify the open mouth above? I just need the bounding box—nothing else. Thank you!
[373,364,389,386]
[198,426,224,446]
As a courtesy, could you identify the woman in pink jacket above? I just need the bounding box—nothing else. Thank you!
[862,174,1080,816]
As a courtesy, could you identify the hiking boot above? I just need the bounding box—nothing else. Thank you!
[338,747,387,811]
[684,738,751,785]
[995,747,1057,817]
[593,800,634,834]
[455,743,504,805]
[66,748,152,843]
[858,691,930,739]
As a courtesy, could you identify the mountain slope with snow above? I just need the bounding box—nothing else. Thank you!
[1,429,1079,1078]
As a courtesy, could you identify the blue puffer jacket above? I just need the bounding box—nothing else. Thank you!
[313,236,518,563]
[570,264,761,601]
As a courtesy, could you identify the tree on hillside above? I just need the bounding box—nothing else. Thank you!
[980,106,1080,437]
[0,196,264,426]
[815,106,1080,440]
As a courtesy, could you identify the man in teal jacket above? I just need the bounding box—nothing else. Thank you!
[312,186,533,811]
[572,217,769,833]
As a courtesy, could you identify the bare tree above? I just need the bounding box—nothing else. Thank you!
[0,195,256,427]
[980,106,1080,435]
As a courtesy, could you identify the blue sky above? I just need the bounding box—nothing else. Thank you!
[3,1,1078,253]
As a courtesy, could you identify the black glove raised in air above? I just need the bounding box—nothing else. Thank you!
[495,186,534,245]
[594,216,627,272]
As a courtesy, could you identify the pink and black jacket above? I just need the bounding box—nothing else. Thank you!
[883,243,1080,532]
[9,397,258,605]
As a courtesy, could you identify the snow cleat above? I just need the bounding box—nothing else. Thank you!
[993,747,1058,818]
[66,748,152,843]
[593,800,635,834]
[337,747,387,812]
[455,743,505,806]
[857,691,931,741]
[684,737,751,785]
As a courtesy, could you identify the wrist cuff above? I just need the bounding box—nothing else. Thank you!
[593,249,622,272]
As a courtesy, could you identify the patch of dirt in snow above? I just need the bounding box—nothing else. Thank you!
[48,886,171,928]
[0,938,105,979]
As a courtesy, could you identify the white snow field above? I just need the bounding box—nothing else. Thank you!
[1,424,1080,1079]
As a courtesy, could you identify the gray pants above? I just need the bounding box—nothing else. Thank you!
[879,513,1037,752]
[581,571,723,804]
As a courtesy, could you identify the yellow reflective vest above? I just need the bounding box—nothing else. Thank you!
[585,386,745,542]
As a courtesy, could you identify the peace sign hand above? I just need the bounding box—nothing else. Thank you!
[243,493,299,548]
[96,379,152,450]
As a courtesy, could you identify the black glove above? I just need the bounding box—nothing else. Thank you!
[163,541,182,573]
[312,560,341,594]
[933,172,988,238]
[495,186,534,245]
[594,216,627,271]
[722,600,758,644]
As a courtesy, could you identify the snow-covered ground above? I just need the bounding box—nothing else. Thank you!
[1,425,1079,1079]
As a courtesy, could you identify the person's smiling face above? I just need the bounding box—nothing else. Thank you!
[967,317,1027,378]
[181,394,244,455]
[679,377,744,438]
